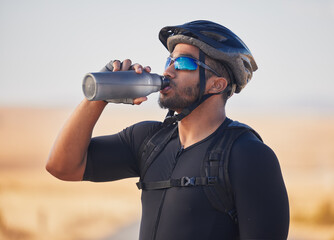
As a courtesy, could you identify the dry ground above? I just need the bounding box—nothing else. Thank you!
[0,106,333,240]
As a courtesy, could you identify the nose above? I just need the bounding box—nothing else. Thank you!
[163,62,176,79]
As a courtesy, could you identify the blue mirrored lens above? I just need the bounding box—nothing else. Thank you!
[165,57,172,70]
[174,57,197,70]
[165,56,198,71]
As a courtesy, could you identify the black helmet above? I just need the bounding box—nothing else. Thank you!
[159,20,257,94]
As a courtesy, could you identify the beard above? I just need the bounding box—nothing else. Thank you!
[158,81,200,110]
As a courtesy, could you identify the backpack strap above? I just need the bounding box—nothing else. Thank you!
[202,122,262,222]
[136,118,262,224]
[137,123,178,181]
[136,176,212,190]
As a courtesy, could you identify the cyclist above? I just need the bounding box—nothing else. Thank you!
[47,20,290,239]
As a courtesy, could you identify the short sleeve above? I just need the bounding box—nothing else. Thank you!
[83,121,162,182]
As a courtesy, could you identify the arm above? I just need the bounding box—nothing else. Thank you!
[46,59,149,181]
[46,99,107,181]
[229,132,290,239]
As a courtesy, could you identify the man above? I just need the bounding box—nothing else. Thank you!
[46,20,290,239]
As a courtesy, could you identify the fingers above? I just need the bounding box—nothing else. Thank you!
[121,59,132,71]
[130,64,152,74]
[130,63,143,73]
[144,66,151,73]
[107,59,151,74]
[111,60,122,71]
[133,96,148,105]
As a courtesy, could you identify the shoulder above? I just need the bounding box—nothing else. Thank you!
[228,128,285,191]
[118,121,163,149]
[121,121,163,138]
[230,129,280,173]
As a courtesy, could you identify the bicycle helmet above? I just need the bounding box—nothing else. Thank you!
[159,20,257,94]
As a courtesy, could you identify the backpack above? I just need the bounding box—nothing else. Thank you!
[136,118,262,223]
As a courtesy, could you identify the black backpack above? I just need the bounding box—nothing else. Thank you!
[136,118,262,223]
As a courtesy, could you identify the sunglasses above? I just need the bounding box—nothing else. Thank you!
[165,56,221,77]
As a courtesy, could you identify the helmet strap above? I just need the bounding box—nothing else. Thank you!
[198,50,206,100]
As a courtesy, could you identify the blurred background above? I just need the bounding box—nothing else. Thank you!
[1,0,333,239]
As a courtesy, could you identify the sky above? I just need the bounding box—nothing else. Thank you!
[1,0,334,115]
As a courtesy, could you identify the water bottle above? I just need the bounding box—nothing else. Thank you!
[82,71,170,101]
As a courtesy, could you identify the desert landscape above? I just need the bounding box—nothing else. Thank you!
[0,106,333,240]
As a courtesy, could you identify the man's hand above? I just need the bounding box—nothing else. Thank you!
[101,59,151,105]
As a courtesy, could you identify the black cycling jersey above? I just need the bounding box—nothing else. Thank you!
[84,120,289,240]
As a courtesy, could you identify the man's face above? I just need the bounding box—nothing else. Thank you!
[159,43,200,112]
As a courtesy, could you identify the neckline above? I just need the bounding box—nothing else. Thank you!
[177,117,231,151]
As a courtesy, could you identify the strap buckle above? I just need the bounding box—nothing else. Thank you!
[207,177,218,185]
[181,176,195,186]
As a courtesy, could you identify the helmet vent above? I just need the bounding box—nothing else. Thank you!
[200,31,227,42]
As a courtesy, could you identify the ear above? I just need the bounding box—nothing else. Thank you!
[206,76,228,94]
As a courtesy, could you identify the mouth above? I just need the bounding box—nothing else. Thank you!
[160,86,172,94]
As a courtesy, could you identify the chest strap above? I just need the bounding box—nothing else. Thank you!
[136,176,217,190]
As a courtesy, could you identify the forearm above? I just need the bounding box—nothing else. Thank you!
[46,99,107,181]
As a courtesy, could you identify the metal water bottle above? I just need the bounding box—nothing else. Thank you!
[82,71,170,102]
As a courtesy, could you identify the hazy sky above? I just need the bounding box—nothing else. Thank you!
[1,0,334,114]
